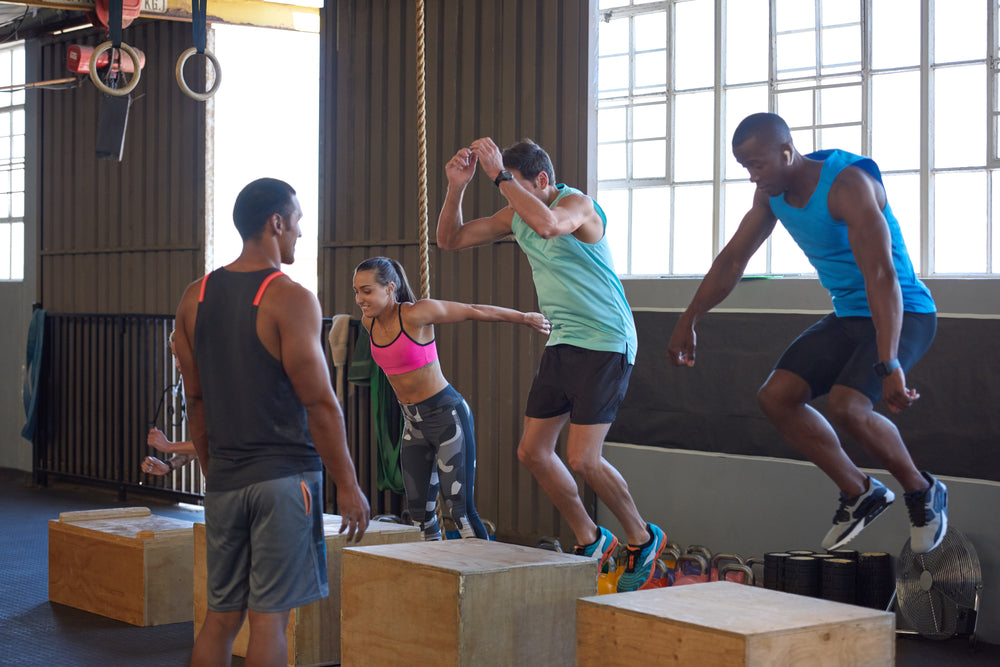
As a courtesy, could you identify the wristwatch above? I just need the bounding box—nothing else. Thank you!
[494,169,513,187]
[873,359,901,378]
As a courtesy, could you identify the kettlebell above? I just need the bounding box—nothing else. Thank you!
[673,553,710,586]
[719,562,754,585]
[647,558,673,588]
[710,553,744,582]
[536,536,562,552]
[661,544,681,571]
[597,558,621,594]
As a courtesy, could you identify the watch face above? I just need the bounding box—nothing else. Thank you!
[875,360,899,377]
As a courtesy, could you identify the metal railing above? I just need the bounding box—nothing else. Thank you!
[33,313,401,516]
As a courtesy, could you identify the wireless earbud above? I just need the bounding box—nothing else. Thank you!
[784,151,793,165]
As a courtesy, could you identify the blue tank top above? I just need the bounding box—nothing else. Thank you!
[768,149,935,316]
[194,268,321,492]
[511,184,637,363]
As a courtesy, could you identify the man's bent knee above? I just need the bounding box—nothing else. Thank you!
[517,441,542,468]
[566,450,601,478]
[201,609,246,639]
[758,371,809,416]
[757,382,787,418]
[827,388,874,430]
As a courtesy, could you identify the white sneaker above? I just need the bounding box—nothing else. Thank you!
[820,477,895,551]
[904,472,948,554]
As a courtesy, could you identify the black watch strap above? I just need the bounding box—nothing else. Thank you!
[494,169,513,187]
[873,358,901,378]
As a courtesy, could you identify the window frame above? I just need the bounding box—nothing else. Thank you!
[0,39,25,283]
[595,0,1000,279]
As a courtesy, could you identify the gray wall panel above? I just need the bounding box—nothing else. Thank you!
[38,20,205,314]
[321,0,592,545]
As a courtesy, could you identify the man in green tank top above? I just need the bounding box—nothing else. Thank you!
[437,138,665,592]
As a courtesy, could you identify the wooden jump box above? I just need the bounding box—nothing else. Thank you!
[193,515,420,667]
[577,581,895,667]
[341,539,598,667]
[48,507,195,626]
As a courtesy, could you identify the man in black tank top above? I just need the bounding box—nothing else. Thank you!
[174,178,370,666]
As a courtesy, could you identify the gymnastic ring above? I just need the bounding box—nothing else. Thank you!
[88,41,142,96]
[175,47,222,101]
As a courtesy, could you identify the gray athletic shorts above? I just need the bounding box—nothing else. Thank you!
[204,471,328,613]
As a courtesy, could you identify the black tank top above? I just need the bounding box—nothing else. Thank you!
[194,267,320,492]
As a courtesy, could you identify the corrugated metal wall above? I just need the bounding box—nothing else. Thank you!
[37,20,205,314]
[320,0,594,545]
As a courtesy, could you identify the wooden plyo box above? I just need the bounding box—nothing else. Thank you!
[193,515,420,667]
[48,507,195,626]
[341,539,598,667]
[577,581,895,667]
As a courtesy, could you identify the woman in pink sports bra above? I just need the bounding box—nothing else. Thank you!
[354,256,550,539]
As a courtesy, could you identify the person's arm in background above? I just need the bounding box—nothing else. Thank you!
[406,299,551,334]
[141,453,197,476]
[436,145,515,250]
[147,427,197,455]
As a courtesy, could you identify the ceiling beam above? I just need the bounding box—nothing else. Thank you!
[0,0,320,32]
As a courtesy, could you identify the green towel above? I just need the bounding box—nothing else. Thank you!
[348,326,404,493]
[347,325,375,386]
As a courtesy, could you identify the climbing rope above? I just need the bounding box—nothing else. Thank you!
[415,0,430,299]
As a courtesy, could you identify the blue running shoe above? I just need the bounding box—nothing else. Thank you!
[573,526,619,572]
[904,471,948,554]
[616,523,666,593]
[820,476,895,551]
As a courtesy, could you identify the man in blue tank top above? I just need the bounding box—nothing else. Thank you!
[438,138,666,592]
[668,113,947,554]
[174,178,370,665]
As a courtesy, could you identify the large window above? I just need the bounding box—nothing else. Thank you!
[211,24,319,294]
[0,41,24,282]
[597,0,999,277]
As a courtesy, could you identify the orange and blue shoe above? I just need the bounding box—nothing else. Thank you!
[573,525,619,572]
[616,523,666,592]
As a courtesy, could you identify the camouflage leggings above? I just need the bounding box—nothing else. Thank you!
[399,385,487,540]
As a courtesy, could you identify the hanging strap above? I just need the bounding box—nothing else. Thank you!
[176,0,222,101]
[192,0,207,54]
[108,0,123,49]
[89,0,142,96]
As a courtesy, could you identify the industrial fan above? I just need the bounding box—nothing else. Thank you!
[894,527,982,645]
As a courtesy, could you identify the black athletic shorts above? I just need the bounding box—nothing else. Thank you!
[774,311,937,403]
[525,344,633,425]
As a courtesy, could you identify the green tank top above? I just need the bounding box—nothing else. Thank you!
[511,184,637,364]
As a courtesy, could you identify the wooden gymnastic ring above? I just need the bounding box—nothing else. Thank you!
[175,47,222,101]
[88,41,142,96]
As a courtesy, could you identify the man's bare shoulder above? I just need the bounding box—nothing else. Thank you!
[555,191,594,208]
[829,164,885,218]
[262,274,322,319]
[176,275,207,320]
[832,163,876,189]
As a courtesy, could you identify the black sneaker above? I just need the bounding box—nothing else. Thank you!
[904,472,948,554]
[820,477,895,550]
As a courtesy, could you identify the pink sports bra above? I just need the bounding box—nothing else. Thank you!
[367,305,439,375]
